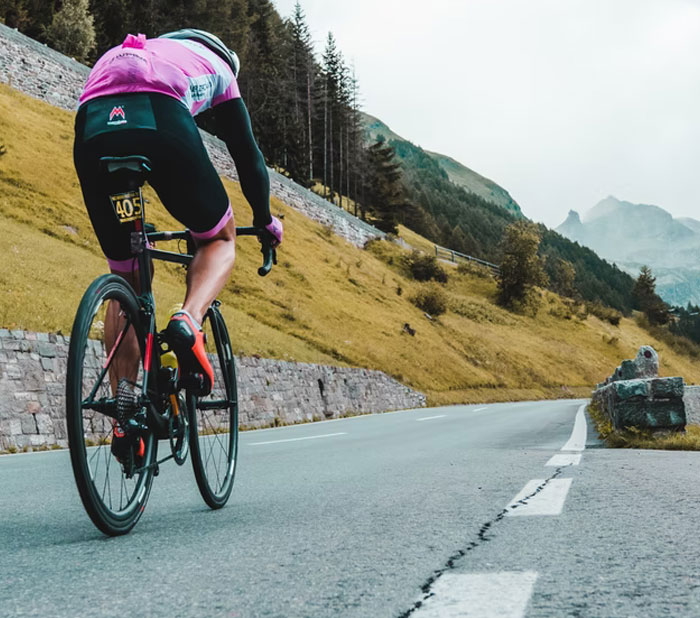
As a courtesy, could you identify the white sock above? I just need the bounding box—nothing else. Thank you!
[172,309,202,331]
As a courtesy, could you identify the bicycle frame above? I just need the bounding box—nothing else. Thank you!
[68,155,273,532]
[107,174,274,468]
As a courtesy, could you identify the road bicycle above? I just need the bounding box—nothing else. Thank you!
[66,155,275,536]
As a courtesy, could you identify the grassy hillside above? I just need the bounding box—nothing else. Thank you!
[3,81,700,405]
[425,150,523,218]
[362,112,523,218]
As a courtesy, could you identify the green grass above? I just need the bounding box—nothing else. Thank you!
[4,81,700,406]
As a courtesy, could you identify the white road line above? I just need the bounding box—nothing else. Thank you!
[561,403,587,452]
[413,571,538,618]
[545,453,581,467]
[472,407,487,412]
[416,415,447,422]
[239,405,432,435]
[248,432,347,446]
[506,478,573,516]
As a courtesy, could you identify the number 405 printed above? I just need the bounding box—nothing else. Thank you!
[109,190,142,223]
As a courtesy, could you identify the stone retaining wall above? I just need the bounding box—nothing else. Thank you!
[0,26,418,452]
[0,329,426,451]
[0,23,383,248]
[591,346,687,432]
[684,386,700,425]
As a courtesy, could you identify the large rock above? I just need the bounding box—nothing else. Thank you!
[634,346,659,378]
[684,386,700,425]
[611,400,686,430]
[592,376,686,432]
[611,346,659,382]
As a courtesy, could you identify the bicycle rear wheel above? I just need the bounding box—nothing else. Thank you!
[66,274,157,536]
[189,304,238,508]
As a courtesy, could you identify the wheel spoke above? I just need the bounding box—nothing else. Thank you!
[66,276,155,535]
[102,445,111,506]
[190,307,237,506]
[86,316,132,402]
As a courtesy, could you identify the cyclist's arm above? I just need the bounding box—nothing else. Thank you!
[212,98,271,228]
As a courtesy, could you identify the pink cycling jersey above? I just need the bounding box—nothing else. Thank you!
[79,33,240,116]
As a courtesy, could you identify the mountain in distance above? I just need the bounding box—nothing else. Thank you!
[362,112,523,218]
[361,114,638,313]
[556,196,700,306]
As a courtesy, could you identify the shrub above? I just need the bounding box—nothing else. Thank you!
[451,299,504,324]
[548,298,587,321]
[409,283,448,316]
[364,237,402,266]
[319,224,334,239]
[402,250,448,282]
[457,260,493,279]
[586,302,622,326]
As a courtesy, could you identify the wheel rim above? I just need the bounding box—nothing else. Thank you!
[73,288,153,519]
[192,310,237,499]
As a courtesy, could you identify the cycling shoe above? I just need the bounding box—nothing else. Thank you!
[111,422,145,468]
[162,310,214,396]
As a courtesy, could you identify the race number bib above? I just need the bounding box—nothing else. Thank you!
[109,191,142,223]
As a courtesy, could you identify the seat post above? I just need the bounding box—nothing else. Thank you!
[99,156,154,301]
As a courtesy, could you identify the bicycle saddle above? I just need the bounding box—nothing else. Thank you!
[100,155,152,175]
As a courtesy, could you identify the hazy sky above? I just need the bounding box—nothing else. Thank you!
[271,0,700,227]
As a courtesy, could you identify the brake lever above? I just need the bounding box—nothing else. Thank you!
[257,235,276,277]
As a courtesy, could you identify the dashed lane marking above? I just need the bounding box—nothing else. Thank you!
[545,453,581,467]
[561,403,587,452]
[505,478,573,516]
[416,415,447,422]
[248,432,347,446]
[412,571,539,618]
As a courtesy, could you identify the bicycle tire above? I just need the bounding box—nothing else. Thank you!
[188,304,238,508]
[66,274,157,535]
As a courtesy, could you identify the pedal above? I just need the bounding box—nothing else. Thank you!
[146,404,171,440]
[157,366,178,395]
[177,373,205,394]
[124,417,146,434]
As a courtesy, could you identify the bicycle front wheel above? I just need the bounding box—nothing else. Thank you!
[189,304,238,509]
[66,274,157,536]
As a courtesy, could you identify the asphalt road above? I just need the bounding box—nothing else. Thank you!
[2,399,700,617]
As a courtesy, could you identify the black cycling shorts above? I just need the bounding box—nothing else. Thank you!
[74,93,231,272]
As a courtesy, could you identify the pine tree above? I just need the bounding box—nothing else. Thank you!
[348,65,363,216]
[90,0,128,56]
[286,2,315,183]
[548,257,577,298]
[321,32,342,202]
[239,0,287,165]
[365,138,405,233]
[46,0,96,62]
[20,0,55,41]
[633,265,669,325]
[0,0,29,29]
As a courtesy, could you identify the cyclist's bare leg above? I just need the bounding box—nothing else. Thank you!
[103,217,235,392]
[105,269,142,394]
[182,217,237,324]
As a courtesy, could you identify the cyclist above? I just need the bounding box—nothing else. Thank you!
[74,29,283,398]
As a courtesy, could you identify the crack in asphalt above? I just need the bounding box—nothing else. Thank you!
[397,466,567,618]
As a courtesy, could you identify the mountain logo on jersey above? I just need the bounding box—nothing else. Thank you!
[107,106,127,126]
